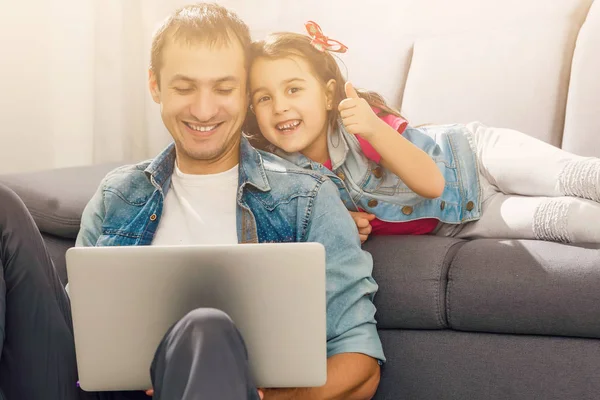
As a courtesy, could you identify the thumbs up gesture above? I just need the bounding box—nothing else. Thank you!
[338,82,384,141]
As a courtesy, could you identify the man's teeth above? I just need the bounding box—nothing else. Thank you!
[188,123,218,132]
[277,120,301,130]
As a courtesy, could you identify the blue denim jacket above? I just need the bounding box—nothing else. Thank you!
[277,121,482,225]
[76,137,385,362]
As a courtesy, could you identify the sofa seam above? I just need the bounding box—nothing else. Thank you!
[29,210,80,225]
[433,248,446,327]
[442,240,466,329]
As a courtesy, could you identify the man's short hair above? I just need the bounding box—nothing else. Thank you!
[150,3,251,84]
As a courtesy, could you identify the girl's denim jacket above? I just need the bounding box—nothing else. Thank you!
[277,121,482,225]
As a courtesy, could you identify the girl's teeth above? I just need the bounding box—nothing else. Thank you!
[278,121,300,130]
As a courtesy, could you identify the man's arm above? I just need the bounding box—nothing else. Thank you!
[261,353,380,400]
[75,183,106,247]
[263,178,385,399]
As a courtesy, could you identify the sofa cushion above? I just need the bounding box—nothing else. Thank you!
[447,239,600,338]
[401,22,580,147]
[364,235,464,330]
[376,329,600,400]
[562,0,600,157]
[0,163,122,239]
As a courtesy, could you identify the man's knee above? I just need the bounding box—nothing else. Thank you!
[176,308,237,339]
[0,183,29,224]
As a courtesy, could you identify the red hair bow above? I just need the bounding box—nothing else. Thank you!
[304,21,348,53]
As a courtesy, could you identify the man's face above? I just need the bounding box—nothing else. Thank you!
[149,38,247,173]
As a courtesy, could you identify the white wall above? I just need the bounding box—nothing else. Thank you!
[0,0,147,175]
[92,0,148,166]
[0,0,95,174]
[0,0,594,174]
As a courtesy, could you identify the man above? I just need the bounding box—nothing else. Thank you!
[0,3,384,399]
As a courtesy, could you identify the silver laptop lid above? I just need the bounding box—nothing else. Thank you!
[66,243,326,391]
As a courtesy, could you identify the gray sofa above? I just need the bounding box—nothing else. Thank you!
[2,163,600,400]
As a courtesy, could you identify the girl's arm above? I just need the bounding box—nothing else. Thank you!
[365,120,445,199]
[339,82,445,199]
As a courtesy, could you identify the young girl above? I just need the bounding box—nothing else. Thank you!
[246,21,600,244]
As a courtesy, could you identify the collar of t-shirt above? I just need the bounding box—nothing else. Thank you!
[173,162,239,186]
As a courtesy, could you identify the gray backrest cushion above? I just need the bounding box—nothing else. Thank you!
[0,163,123,238]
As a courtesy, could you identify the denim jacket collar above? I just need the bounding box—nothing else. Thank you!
[144,143,176,194]
[237,136,271,193]
[327,119,353,170]
[143,137,271,196]
[274,149,313,169]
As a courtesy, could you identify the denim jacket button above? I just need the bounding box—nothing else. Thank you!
[466,201,474,211]
[372,166,383,179]
[401,206,413,215]
[336,171,346,181]
[440,201,446,210]
[367,199,378,208]
[150,214,157,221]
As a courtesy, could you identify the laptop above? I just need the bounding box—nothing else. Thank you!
[66,243,327,392]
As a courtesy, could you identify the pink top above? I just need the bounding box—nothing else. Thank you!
[323,108,438,236]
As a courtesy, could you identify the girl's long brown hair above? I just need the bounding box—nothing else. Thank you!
[244,32,404,150]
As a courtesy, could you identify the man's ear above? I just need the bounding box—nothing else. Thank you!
[148,69,161,104]
[325,79,337,110]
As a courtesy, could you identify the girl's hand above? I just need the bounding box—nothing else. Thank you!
[349,211,376,243]
[338,82,385,141]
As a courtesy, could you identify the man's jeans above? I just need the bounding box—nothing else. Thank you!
[0,183,260,400]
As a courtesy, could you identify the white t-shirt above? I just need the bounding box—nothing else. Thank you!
[151,163,239,246]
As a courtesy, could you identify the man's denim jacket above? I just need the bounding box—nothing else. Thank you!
[278,122,482,225]
[76,137,385,362]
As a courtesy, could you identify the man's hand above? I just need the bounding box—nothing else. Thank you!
[255,354,380,400]
[338,82,386,141]
[146,389,154,397]
[349,211,375,243]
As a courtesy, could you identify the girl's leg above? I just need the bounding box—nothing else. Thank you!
[433,159,600,243]
[455,192,600,243]
[466,122,600,202]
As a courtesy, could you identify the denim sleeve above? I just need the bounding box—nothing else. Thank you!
[75,183,106,248]
[304,179,385,363]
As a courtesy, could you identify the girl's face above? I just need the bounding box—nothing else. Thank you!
[249,56,335,163]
